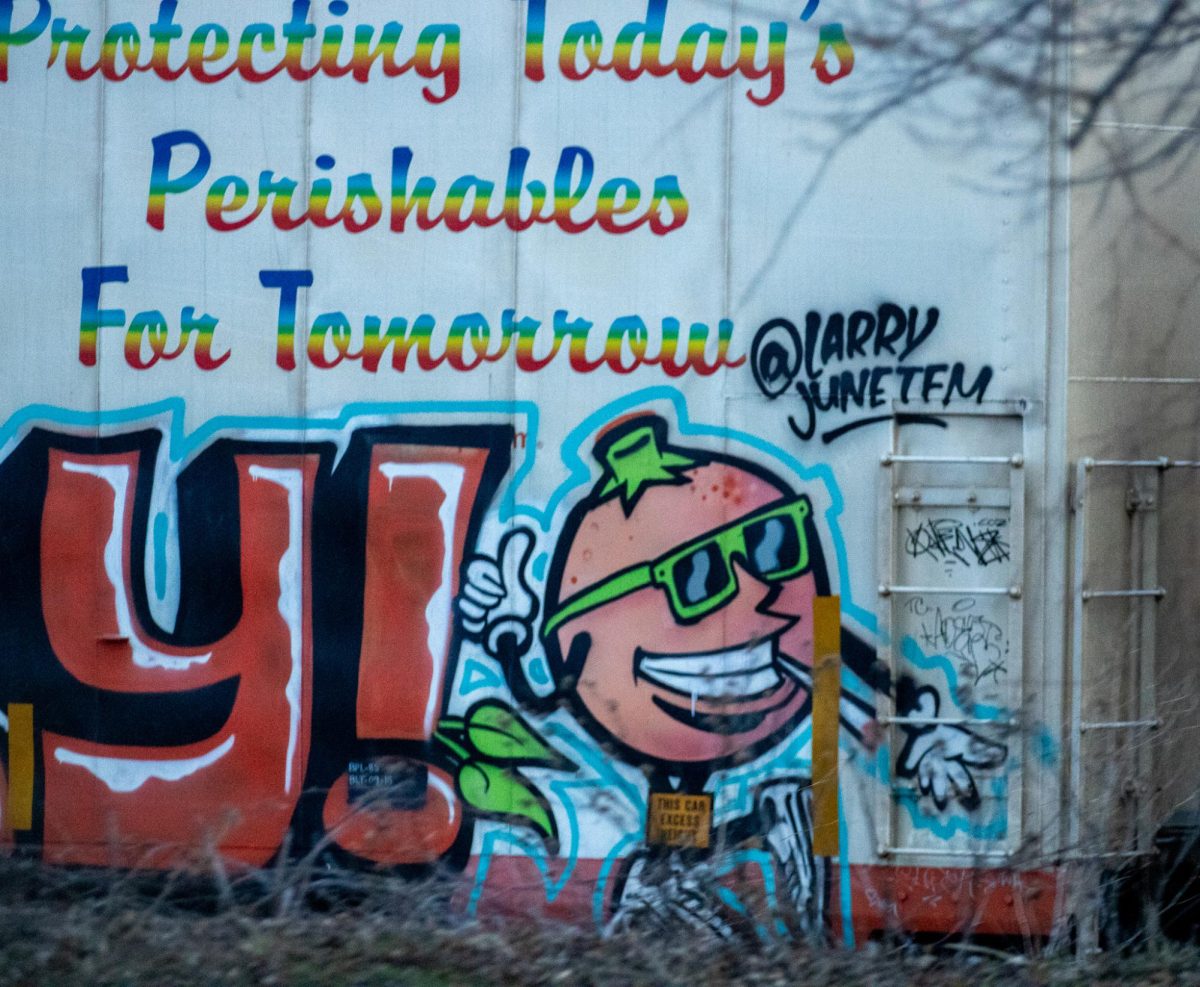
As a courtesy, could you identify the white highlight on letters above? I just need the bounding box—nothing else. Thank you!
[379,462,465,738]
[61,461,212,671]
[249,465,305,795]
[54,735,236,794]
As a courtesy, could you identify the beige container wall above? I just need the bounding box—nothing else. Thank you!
[1068,34,1200,846]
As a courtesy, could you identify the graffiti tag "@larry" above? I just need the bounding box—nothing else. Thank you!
[904,518,1010,568]
[749,303,994,443]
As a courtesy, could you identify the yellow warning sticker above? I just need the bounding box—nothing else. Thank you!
[646,792,713,849]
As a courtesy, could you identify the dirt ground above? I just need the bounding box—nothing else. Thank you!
[0,860,1196,987]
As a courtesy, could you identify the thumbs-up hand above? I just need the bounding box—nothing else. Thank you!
[457,527,540,659]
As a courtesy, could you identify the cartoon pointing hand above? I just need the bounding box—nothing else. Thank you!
[895,684,1007,812]
[458,527,539,659]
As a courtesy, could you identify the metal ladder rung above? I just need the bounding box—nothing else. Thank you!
[1087,458,1200,470]
[880,846,1013,860]
[880,715,1017,728]
[1079,719,1160,732]
[1066,850,1157,862]
[880,584,1020,598]
[881,454,1023,466]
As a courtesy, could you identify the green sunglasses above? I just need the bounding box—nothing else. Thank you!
[542,496,812,636]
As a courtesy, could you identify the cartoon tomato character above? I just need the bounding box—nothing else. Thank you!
[539,418,825,770]
[457,414,1006,937]
[459,415,840,933]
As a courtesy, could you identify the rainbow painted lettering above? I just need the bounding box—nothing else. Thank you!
[0,0,458,101]
[147,131,689,237]
[522,0,789,106]
[260,269,744,376]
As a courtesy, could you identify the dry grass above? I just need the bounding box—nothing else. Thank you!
[0,858,1197,987]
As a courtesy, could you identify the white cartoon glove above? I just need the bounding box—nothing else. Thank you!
[895,684,1007,812]
[457,527,539,659]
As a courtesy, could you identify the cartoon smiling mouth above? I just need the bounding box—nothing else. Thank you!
[635,638,801,733]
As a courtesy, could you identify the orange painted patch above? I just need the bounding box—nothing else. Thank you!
[356,445,488,741]
[322,766,461,866]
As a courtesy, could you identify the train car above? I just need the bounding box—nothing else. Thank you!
[0,0,1194,949]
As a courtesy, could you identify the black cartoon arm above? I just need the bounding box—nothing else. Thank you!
[834,635,1008,813]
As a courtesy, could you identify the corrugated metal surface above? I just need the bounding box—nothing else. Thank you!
[1066,15,1200,947]
[0,0,1076,940]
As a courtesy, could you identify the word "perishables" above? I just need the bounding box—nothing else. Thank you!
[148,131,689,236]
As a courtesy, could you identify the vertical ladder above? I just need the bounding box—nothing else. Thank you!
[875,404,1027,861]
[1068,457,1200,950]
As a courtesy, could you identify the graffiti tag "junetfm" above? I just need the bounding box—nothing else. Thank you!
[749,303,994,443]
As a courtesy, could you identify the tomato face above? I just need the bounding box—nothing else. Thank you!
[551,461,816,768]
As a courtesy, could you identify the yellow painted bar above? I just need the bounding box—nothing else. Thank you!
[7,704,34,832]
[811,596,841,857]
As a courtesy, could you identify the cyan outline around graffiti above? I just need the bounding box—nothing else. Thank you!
[0,386,868,628]
[467,385,870,939]
[0,387,1004,944]
[0,389,871,944]
[465,719,646,921]
[513,385,874,634]
[844,636,1010,844]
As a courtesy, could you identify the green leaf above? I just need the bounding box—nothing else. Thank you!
[432,730,470,764]
[458,761,556,844]
[465,701,570,769]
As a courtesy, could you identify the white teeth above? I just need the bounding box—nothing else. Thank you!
[638,640,783,700]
